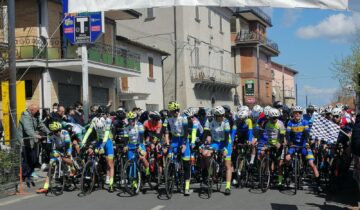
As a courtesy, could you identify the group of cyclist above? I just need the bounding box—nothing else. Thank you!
[35,100,355,197]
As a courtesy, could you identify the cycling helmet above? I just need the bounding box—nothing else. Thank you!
[213,106,225,116]
[343,104,349,111]
[149,111,161,120]
[116,109,127,120]
[292,106,303,113]
[306,105,315,112]
[269,108,280,118]
[253,105,263,113]
[97,105,108,114]
[184,108,196,117]
[335,103,343,109]
[273,101,283,109]
[126,111,137,119]
[49,121,62,132]
[198,108,207,117]
[325,106,333,114]
[319,107,325,115]
[168,101,180,111]
[237,110,249,119]
[264,106,272,116]
[332,108,342,116]
[160,109,169,119]
[222,105,231,113]
[65,124,73,133]
[237,105,249,112]
[93,117,105,130]
[139,111,149,124]
[282,105,290,115]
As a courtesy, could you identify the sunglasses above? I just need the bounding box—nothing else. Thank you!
[171,109,180,113]
[333,115,340,118]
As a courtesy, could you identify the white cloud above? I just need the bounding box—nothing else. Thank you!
[303,85,337,96]
[296,12,360,42]
[282,9,302,27]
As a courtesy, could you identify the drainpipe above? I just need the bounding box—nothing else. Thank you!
[162,55,169,109]
[173,6,177,101]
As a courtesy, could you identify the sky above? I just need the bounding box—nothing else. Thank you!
[266,6,360,107]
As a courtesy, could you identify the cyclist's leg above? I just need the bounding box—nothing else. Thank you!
[138,144,150,175]
[182,138,192,194]
[104,139,115,189]
[221,142,233,192]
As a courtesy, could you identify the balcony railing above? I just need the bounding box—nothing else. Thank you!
[233,7,272,26]
[235,31,279,52]
[190,65,240,87]
[14,36,141,72]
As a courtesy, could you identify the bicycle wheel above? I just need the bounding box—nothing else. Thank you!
[122,160,141,196]
[293,157,299,195]
[80,160,96,195]
[116,156,125,189]
[206,158,216,198]
[259,157,270,192]
[48,160,65,196]
[235,155,249,188]
[164,160,175,199]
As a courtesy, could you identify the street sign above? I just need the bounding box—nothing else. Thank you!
[63,12,104,44]
[246,97,256,104]
[245,80,254,96]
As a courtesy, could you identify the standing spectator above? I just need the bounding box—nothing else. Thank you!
[89,104,99,121]
[18,104,50,186]
[73,101,85,126]
[50,103,58,116]
[0,119,4,143]
[41,108,51,127]
[50,105,66,122]
[66,106,76,123]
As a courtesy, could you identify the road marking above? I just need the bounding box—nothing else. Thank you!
[0,194,39,207]
[149,205,166,210]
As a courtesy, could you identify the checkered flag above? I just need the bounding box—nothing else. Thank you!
[310,116,340,144]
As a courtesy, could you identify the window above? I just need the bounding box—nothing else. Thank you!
[148,57,154,78]
[195,6,200,22]
[146,8,155,20]
[230,18,237,33]
[25,80,33,99]
[146,104,159,111]
[220,16,223,34]
[208,10,212,28]
[121,77,129,91]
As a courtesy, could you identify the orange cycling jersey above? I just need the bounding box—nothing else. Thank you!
[144,120,162,134]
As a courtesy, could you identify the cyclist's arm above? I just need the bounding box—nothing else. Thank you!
[190,121,198,145]
[81,122,94,146]
[138,124,145,145]
[102,118,112,144]
[247,119,253,142]
[63,131,72,155]
[223,121,231,147]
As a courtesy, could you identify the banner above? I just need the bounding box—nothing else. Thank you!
[1,81,26,144]
[66,0,349,13]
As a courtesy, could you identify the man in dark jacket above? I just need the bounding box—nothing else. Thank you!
[18,104,50,186]
[73,101,85,126]
[50,105,66,123]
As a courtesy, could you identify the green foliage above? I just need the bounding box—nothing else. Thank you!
[0,150,19,185]
[332,41,360,92]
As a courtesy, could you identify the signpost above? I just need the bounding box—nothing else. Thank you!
[63,0,104,123]
[245,80,255,96]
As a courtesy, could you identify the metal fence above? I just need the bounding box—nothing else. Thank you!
[0,139,21,195]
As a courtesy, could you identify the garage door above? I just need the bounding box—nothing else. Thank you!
[92,87,109,106]
[58,83,81,107]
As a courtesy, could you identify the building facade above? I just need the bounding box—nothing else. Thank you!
[271,61,297,107]
[0,0,166,118]
[117,6,239,109]
[231,7,280,107]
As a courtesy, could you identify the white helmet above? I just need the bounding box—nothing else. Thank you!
[292,106,303,113]
[237,105,249,112]
[213,106,225,116]
[253,105,263,113]
[93,117,105,130]
[184,108,196,117]
[269,108,280,118]
[319,107,325,115]
[335,103,343,109]
[332,108,342,116]
[325,106,333,114]
[237,110,249,119]
[264,106,272,116]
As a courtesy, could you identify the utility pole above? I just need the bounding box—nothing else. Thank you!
[306,95,308,107]
[8,0,17,142]
[81,45,89,123]
[282,65,285,105]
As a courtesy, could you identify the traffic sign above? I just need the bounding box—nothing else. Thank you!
[63,12,104,44]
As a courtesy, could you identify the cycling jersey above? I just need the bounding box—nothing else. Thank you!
[235,118,253,143]
[205,119,231,143]
[124,122,145,145]
[168,115,188,137]
[187,117,202,145]
[47,130,72,157]
[263,120,286,146]
[62,122,85,141]
[286,119,309,146]
[168,114,190,160]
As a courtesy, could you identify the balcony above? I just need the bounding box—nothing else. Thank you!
[234,31,279,55]
[15,36,141,72]
[190,65,240,88]
[233,7,272,27]
[284,91,296,99]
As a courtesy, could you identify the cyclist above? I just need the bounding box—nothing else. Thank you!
[201,106,233,195]
[113,108,128,145]
[167,101,192,196]
[285,106,321,191]
[303,105,317,129]
[123,111,150,186]
[62,122,85,154]
[234,110,255,164]
[324,106,333,120]
[81,105,115,192]
[36,121,74,193]
[262,108,286,187]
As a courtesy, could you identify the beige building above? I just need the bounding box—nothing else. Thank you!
[117,6,239,109]
[0,0,166,118]
[231,7,280,106]
[271,61,297,106]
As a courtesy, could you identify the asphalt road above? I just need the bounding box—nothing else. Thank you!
[0,178,358,210]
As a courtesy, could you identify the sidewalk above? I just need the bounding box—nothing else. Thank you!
[0,168,47,199]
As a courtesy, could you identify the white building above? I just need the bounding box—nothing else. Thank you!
[117,6,239,109]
